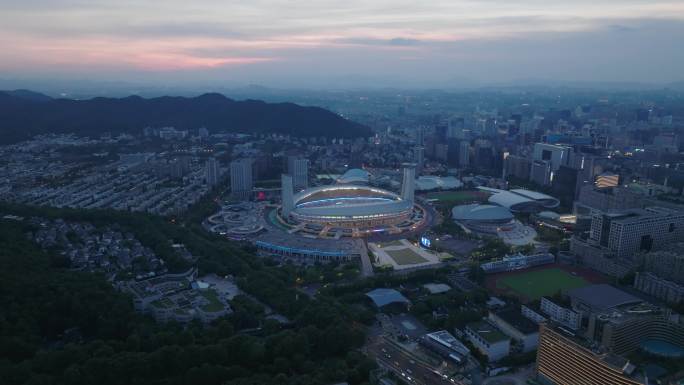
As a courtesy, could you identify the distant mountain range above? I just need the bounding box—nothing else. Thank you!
[0,90,370,144]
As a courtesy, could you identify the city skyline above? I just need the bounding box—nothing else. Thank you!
[2,1,684,88]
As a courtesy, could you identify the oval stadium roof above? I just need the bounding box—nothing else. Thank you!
[452,204,514,222]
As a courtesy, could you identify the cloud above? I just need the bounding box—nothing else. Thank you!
[333,37,423,47]
[0,1,683,85]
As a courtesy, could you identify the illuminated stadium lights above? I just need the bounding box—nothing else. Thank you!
[279,164,419,234]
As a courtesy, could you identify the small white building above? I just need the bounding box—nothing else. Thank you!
[465,320,510,362]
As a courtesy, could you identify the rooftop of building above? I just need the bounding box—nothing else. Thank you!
[366,288,410,308]
[452,204,514,222]
[567,284,641,311]
[478,187,560,211]
[424,330,470,355]
[492,308,540,335]
[467,320,510,344]
[415,176,463,191]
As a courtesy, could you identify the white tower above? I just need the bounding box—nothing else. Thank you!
[281,174,294,218]
[400,164,416,204]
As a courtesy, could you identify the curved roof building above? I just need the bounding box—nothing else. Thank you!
[452,203,537,245]
[415,176,463,191]
[480,187,560,213]
[452,204,514,223]
[336,168,370,184]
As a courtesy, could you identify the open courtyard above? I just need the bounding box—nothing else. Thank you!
[369,239,442,270]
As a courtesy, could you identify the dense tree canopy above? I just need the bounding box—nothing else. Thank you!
[0,206,375,385]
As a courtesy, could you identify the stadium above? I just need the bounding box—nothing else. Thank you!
[280,166,423,235]
[452,204,515,235]
[452,203,538,245]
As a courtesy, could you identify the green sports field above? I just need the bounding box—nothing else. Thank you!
[496,268,588,300]
[386,248,428,265]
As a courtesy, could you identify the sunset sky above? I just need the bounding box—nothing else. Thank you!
[2,0,684,88]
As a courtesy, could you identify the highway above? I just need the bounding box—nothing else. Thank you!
[367,336,462,385]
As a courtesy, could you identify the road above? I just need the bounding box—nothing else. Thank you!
[367,336,461,385]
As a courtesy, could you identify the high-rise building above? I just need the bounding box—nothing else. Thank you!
[458,141,470,168]
[504,155,531,180]
[473,139,495,170]
[434,143,448,162]
[532,143,571,184]
[447,117,465,139]
[281,174,294,218]
[206,158,219,186]
[230,158,253,200]
[530,160,552,186]
[414,146,425,174]
[574,185,641,214]
[400,164,416,204]
[287,156,309,191]
[536,324,643,385]
[415,126,424,146]
[589,207,684,258]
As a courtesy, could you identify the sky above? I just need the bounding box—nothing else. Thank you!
[1,0,684,89]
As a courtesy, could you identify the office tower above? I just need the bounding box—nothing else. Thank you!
[504,155,530,180]
[230,158,253,200]
[415,126,424,146]
[536,324,643,385]
[458,140,470,168]
[281,174,294,218]
[287,156,309,191]
[400,164,415,204]
[206,157,218,186]
[574,185,641,214]
[530,160,552,186]
[473,139,494,170]
[532,143,571,184]
[434,143,448,162]
[447,117,465,139]
[414,146,425,174]
[435,124,448,142]
[589,207,684,258]
[552,166,581,204]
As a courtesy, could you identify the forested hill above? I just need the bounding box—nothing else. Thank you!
[0,209,373,385]
[0,90,371,144]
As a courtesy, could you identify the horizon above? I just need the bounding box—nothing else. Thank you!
[2,1,684,89]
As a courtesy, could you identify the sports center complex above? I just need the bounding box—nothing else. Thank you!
[451,187,560,245]
[279,165,427,237]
